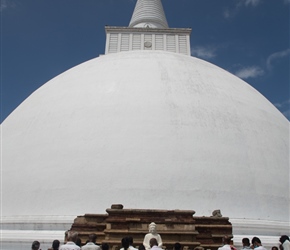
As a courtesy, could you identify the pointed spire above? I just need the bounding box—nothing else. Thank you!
[129,0,169,29]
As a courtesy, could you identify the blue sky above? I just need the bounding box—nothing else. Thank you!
[1,0,289,123]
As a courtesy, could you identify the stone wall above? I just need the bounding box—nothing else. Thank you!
[69,205,232,250]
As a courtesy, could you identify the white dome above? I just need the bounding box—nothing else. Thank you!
[2,51,289,223]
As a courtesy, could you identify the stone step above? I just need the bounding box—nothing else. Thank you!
[103,229,199,235]
[100,239,201,246]
[195,224,232,228]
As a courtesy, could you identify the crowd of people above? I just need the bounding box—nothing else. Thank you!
[217,235,290,250]
[30,232,290,250]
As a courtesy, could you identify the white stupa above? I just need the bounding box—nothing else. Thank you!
[1,0,289,248]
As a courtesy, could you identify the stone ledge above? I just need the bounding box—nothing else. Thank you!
[103,229,199,235]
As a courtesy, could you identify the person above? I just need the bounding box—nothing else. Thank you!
[143,222,162,250]
[52,240,60,250]
[280,236,290,250]
[127,236,138,250]
[194,247,204,250]
[121,237,131,250]
[174,243,182,250]
[241,238,251,250]
[149,238,163,250]
[60,231,81,250]
[101,243,109,250]
[218,235,232,250]
[272,247,279,250]
[76,238,82,247]
[31,240,41,250]
[251,237,266,250]
[230,240,237,250]
[138,245,146,250]
[81,233,101,250]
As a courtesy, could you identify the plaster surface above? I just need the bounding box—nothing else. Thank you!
[129,0,168,28]
[2,51,289,228]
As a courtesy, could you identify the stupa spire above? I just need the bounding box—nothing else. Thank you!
[104,0,191,55]
[129,0,169,29]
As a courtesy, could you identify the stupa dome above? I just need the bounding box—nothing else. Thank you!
[2,51,289,223]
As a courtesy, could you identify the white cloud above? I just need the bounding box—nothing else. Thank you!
[0,0,8,11]
[274,99,290,120]
[191,46,216,60]
[0,0,16,11]
[274,103,283,108]
[266,49,290,70]
[234,66,264,79]
[244,0,263,7]
[224,0,262,19]
[236,0,263,8]
[282,110,290,120]
[223,9,231,19]
[274,99,290,108]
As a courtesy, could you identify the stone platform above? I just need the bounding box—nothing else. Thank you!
[69,205,232,250]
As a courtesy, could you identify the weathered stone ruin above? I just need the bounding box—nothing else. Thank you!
[69,205,232,250]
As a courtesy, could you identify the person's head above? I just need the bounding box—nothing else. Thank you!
[75,237,82,247]
[242,238,250,247]
[128,236,133,246]
[149,222,157,234]
[31,240,40,250]
[272,247,279,250]
[174,242,182,250]
[52,239,60,250]
[102,243,109,250]
[89,233,97,243]
[138,244,146,250]
[280,235,290,244]
[222,236,232,245]
[149,238,158,248]
[194,247,204,250]
[251,237,262,248]
[122,237,130,250]
[67,231,79,243]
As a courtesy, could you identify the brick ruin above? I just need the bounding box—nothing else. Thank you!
[69,205,232,250]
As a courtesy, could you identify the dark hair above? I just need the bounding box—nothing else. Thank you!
[174,243,182,250]
[150,238,158,247]
[252,237,261,244]
[138,244,146,250]
[280,236,290,244]
[272,247,279,250]
[52,239,60,250]
[67,231,78,242]
[102,243,109,250]
[122,237,130,250]
[223,236,232,245]
[32,241,40,250]
[242,238,250,246]
[128,236,133,245]
[89,233,97,243]
[75,237,82,247]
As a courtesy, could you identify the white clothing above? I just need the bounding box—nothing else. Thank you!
[59,241,81,250]
[151,246,163,250]
[81,242,101,250]
[254,246,267,250]
[283,240,290,250]
[120,246,138,250]
[218,245,232,250]
[143,234,162,250]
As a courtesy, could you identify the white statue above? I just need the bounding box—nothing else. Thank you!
[143,222,162,250]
